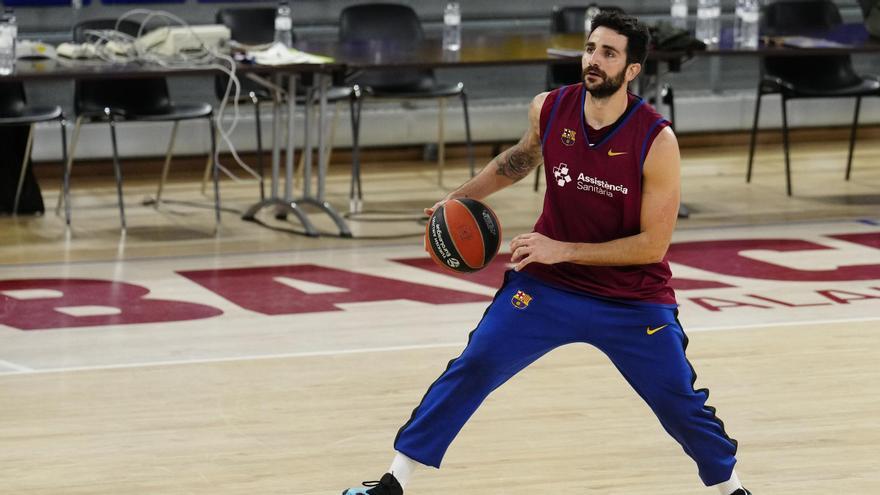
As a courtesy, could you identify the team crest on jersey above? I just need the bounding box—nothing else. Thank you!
[553,163,572,187]
[511,290,533,310]
[561,128,576,146]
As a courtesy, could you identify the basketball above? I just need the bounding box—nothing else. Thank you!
[425,198,502,273]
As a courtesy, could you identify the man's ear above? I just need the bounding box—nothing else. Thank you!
[625,62,642,82]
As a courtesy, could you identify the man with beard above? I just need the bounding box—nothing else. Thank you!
[342,11,751,495]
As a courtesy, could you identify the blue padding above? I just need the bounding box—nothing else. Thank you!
[101,0,184,4]
[2,0,92,6]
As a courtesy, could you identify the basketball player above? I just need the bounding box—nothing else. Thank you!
[343,11,751,495]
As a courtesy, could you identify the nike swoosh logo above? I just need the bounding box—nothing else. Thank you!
[607,150,628,157]
[646,324,669,335]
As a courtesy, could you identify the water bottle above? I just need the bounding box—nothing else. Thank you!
[274,1,293,48]
[738,0,760,49]
[670,0,688,31]
[584,5,601,36]
[733,0,744,45]
[0,9,16,76]
[695,0,721,46]
[442,2,461,52]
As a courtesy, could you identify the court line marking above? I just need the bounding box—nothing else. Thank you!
[0,315,877,377]
[0,359,33,372]
[0,343,466,377]
[689,315,880,332]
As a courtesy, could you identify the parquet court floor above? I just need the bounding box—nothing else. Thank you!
[1,139,879,494]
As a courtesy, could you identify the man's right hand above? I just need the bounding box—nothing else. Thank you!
[424,199,448,217]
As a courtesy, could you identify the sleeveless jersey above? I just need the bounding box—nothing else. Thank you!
[523,83,676,305]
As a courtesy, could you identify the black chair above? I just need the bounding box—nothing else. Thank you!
[0,81,67,216]
[746,0,880,195]
[859,0,880,20]
[215,7,352,201]
[59,19,219,230]
[340,3,474,213]
[863,0,880,37]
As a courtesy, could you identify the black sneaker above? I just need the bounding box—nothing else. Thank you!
[341,473,403,495]
[730,489,752,495]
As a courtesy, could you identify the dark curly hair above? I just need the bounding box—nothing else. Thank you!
[589,11,651,66]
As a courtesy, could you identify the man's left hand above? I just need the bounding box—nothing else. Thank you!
[509,232,572,271]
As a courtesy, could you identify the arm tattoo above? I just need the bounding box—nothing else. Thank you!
[495,146,540,181]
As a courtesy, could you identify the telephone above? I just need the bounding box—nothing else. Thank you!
[134,24,231,56]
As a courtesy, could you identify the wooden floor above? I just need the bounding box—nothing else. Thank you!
[1,135,879,494]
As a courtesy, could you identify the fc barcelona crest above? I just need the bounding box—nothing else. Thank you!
[511,290,533,310]
[561,128,576,146]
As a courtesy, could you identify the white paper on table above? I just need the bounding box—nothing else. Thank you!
[249,42,332,66]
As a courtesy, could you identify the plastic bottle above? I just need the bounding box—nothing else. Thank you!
[670,0,689,31]
[0,9,16,76]
[442,2,461,52]
[739,0,760,49]
[695,0,721,46]
[733,0,744,46]
[274,1,293,48]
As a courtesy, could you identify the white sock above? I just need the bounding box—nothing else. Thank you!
[388,451,422,489]
[712,470,743,494]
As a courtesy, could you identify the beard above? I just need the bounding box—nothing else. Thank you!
[582,65,626,99]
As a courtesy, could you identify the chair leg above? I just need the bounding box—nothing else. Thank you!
[746,88,763,183]
[200,126,218,196]
[12,124,36,216]
[437,97,446,186]
[662,84,676,130]
[349,87,363,214]
[845,96,861,181]
[209,113,221,228]
[106,113,127,231]
[251,93,265,201]
[155,120,180,207]
[58,115,83,226]
[780,96,792,197]
[460,88,474,178]
[59,117,69,226]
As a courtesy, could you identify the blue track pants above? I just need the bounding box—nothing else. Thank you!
[394,270,738,486]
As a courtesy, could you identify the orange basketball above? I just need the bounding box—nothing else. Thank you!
[425,198,502,273]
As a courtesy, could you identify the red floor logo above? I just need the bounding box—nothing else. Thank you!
[1,231,879,330]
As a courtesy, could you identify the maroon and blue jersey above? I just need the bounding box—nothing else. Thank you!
[523,83,675,305]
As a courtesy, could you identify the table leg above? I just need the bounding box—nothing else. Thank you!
[296,72,352,238]
[303,85,313,199]
[271,74,282,200]
[242,72,318,237]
